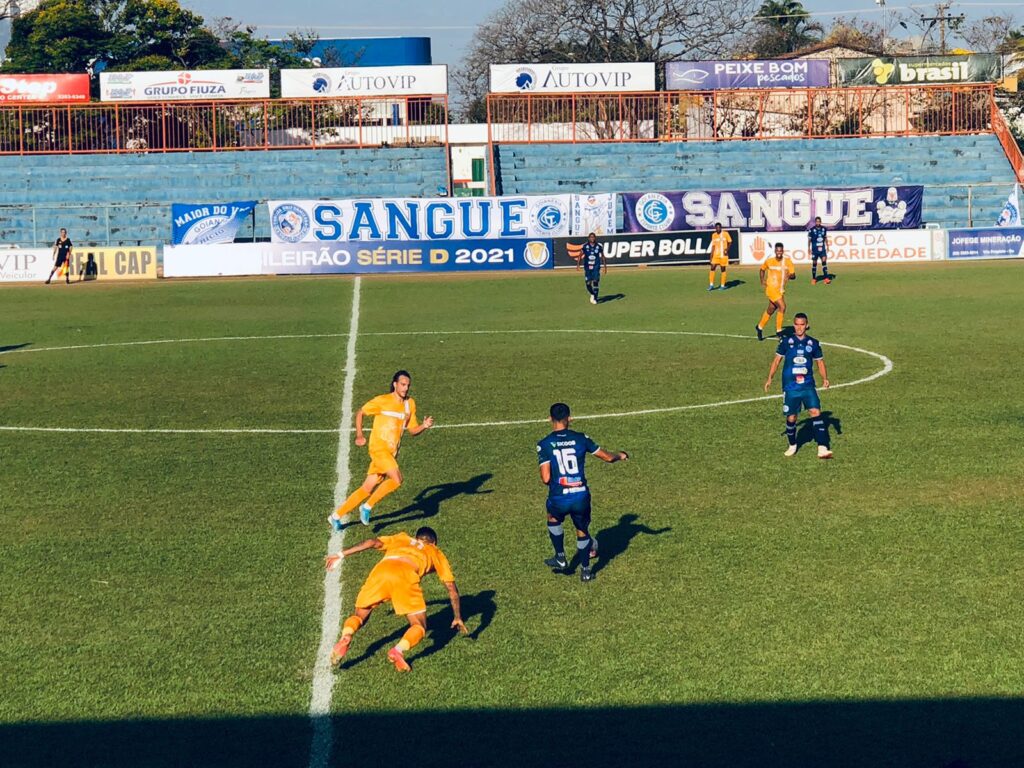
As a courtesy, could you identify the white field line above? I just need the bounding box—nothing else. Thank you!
[0,332,893,435]
[307,277,361,768]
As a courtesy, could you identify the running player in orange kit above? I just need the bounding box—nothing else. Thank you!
[326,526,467,672]
[756,242,796,341]
[328,370,433,530]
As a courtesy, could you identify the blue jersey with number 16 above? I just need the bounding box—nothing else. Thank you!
[537,429,600,501]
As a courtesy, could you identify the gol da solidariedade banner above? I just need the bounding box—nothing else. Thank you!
[267,194,616,243]
[837,54,1001,86]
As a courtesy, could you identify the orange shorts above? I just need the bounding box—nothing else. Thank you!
[710,255,729,268]
[355,559,425,615]
[766,289,784,304]
[367,448,398,477]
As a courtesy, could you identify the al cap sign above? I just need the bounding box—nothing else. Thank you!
[490,63,655,93]
[838,55,1001,86]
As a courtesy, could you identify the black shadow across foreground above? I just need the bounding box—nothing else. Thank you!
[5,697,1023,767]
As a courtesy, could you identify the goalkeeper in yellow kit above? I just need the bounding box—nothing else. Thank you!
[328,370,434,530]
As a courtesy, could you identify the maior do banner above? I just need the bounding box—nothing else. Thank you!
[268,194,614,243]
[622,186,924,233]
[172,201,256,245]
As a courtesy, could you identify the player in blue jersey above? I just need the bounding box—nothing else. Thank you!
[763,312,833,459]
[808,217,832,285]
[577,232,606,304]
[537,402,629,582]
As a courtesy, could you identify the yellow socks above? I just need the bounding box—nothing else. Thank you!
[335,487,370,517]
[341,615,363,638]
[776,313,785,333]
[708,270,715,287]
[396,624,425,653]
[720,270,728,287]
[758,311,771,329]
[366,477,400,508]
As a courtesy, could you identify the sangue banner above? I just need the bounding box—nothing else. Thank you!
[100,70,270,101]
[0,74,90,103]
[0,246,158,282]
[163,239,554,277]
[665,60,830,90]
[267,195,614,242]
[489,63,656,93]
[281,65,448,97]
[622,186,924,233]
[553,230,739,268]
[837,55,1001,86]
[947,227,1024,260]
[738,230,935,265]
[172,201,256,245]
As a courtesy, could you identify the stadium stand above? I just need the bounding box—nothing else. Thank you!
[495,134,1017,229]
[0,147,448,245]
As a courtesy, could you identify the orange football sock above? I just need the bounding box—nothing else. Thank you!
[341,615,363,638]
[335,487,371,517]
[758,311,771,329]
[366,477,400,508]
[395,624,425,653]
[776,313,785,333]
[720,270,728,287]
[708,270,715,286]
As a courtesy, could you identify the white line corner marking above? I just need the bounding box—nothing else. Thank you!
[308,278,360,768]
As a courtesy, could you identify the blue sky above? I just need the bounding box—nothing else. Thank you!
[181,0,1020,66]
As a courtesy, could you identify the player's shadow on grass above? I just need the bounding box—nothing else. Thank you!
[597,293,625,304]
[723,279,746,289]
[563,514,670,576]
[338,589,497,670]
[371,473,493,532]
[793,411,842,450]
[0,342,31,353]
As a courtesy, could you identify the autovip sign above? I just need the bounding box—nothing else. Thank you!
[280,65,448,97]
[100,70,270,101]
[738,230,935,265]
[0,74,90,104]
[554,230,739,268]
[490,63,655,93]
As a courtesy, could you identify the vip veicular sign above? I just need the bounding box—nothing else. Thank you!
[489,63,656,93]
[280,65,448,97]
[838,55,1001,86]
[738,229,935,265]
[267,195,614,243]
[163,239,554,277]
[0,74,90,103]
[622,186,924,233]
[0,246,158,282]
[665,60,830,90]
[100,70,270,101]
[172,201,256,245]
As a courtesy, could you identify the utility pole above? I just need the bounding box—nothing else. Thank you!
[920,2,966,54]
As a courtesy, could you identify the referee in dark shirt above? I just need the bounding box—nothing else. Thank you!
[45,228,73,285]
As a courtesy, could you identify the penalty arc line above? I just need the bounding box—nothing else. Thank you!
[308,277,361,768]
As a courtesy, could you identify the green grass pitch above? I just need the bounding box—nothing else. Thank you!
[1,263,1022,767]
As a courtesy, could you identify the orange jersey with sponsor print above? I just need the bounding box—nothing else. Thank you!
[377,533,455,582]
[761,255,795,295]
[362,392,419,456]
[710,230,732,260]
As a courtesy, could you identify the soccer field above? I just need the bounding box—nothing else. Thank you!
[2,263,1022,767]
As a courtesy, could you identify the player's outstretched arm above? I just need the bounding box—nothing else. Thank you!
[325,537,382,570]
[764,354,783,392]
[817,359,830,389]
[444,581,469,634]
[353,409,366,446]
[594,448,628,463]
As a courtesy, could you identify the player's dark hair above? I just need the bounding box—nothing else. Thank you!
[415,526,437,544]
[775,242,784,249]
[390,370,411,392]
[794,312,808,322]
[588,232,596,238]
[814,216,822,222]
[714,221,721,227]
[550,402,571,422]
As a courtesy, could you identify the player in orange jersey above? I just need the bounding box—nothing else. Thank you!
[328,370,433,530]
[756,242,796,341]
[708,222,732,291]
[326,526,467,672]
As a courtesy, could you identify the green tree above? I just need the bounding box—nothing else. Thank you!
[747,0,824,57]
[2,0,107,72]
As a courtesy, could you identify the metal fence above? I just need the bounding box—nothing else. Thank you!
[0,95,450,154]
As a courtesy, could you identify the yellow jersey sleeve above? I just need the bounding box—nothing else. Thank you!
[377,533,404,550]
[785,256,796,275]
[362,395,384,417]
[431,547,455,583]
[407,398,420,431]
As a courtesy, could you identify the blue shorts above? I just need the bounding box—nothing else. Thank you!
[584,272,600,283]
[783,388,820,416]
[546,494,592,531]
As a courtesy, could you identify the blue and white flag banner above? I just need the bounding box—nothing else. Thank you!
[995,184,1020,227]
[571,193,617,236]
[267,195,612,243]
[172,201,256,245]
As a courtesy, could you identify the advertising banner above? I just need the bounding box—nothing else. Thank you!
[947,227,1024,260]
[837,55,1001,86]
[489,63,656,93]
[738,229,934,265]
[172,201,256,245]
[666,60,830,90]
[0,74,90,103]
[100,70,270,101]
[280,65,448,97]
[164,239,554,277]
[0,246,157,282]
[622,186,924,233]
[570,194,617,236]
[554,230,739,268]
[268,195,578,243]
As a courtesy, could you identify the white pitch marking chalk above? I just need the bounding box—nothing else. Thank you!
[307,278,361,768]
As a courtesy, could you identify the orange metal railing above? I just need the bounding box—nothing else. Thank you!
[991,103,1024,183]
[0,95,449,155]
